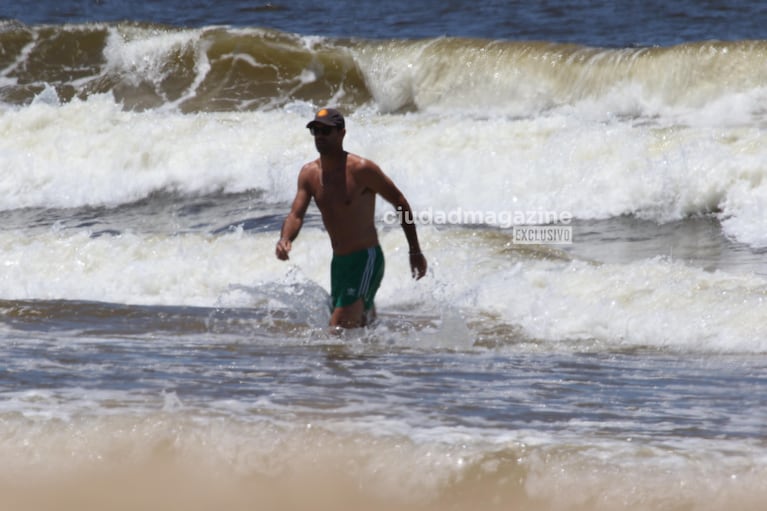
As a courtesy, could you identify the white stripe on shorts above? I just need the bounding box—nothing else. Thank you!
[358,247,376,297]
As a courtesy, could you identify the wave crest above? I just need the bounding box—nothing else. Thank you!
[2,22,767,118]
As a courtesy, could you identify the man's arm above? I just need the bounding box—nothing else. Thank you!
[359,161,427,280]
[276,166,312,261]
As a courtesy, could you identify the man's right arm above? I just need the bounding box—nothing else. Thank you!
[276,167,312,261]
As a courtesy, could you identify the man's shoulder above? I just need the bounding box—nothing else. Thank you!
[347,153,381,173]
[300,158,321,172]
[299,159,321,178]
[297,160,321,189]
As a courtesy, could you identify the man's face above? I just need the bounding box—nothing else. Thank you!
[310,125,344,154]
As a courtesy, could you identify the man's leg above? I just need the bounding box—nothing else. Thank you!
[329,298,366,328]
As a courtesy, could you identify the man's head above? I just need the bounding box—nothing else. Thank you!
[307,108,346,155]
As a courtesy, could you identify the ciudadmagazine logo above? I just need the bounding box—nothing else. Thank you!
[382,207,573,244]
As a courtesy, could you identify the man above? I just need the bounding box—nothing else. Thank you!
[275,108,427,328]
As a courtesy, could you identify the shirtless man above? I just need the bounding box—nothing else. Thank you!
[275,108,427,328]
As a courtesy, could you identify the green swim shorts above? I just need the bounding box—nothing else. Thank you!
[330,245,385,311]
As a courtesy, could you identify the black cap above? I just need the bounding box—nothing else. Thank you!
[306,108,345,129]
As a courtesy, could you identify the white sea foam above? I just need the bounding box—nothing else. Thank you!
[3,94,767,248]
[1,226,765,353]
[0,95,307,209]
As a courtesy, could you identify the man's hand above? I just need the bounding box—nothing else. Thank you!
[275,238,292,260]
[409,252,427,280]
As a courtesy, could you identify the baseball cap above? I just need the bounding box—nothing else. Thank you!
[306,108,345,129]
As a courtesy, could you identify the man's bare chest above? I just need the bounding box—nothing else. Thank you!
[313,171,363,207]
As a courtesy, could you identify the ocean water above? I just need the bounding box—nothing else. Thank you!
[1,1,767,510]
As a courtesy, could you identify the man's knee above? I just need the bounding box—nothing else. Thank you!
[330,299,365,328]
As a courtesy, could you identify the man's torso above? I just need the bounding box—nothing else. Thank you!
[305,153,379,255]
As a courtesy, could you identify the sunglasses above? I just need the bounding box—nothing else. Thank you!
[308,125,336,136]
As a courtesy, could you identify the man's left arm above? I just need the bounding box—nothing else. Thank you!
[361,162,427,280]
